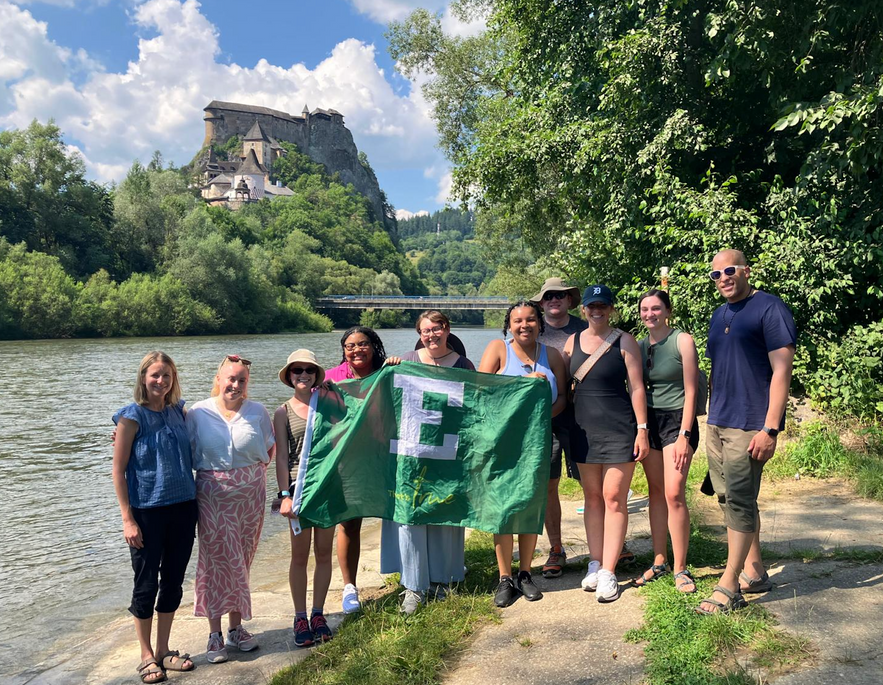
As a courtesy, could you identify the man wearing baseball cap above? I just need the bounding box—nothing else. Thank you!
[530,277,586,578]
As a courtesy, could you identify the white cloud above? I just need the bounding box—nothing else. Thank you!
[0,0,443,196]
[423,164,453,204]
[348,0,485,36]
[395,208,429,220]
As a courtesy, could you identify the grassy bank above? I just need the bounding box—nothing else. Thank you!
[268,531,500,685]
[765,421,883,501]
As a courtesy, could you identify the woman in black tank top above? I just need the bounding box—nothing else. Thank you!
[563,285,649,604]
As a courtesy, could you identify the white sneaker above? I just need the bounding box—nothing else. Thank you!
[226,624,258,652]
[342,583,361,614]
[596,569,621,603]
[206,632,228,663]
[581,560,602,591]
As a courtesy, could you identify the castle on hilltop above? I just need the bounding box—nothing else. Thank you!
[197,100,386,221]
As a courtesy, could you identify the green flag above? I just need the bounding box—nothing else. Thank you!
[291,362,551,534]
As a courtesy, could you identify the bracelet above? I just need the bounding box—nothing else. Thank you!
[277,490,291,499]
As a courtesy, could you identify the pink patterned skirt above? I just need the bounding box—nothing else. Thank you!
[194,461,267,620]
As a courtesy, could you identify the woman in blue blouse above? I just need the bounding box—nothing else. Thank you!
[113,352,197,684]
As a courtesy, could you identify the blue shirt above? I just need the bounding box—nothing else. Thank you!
[706,291,796,431]
[113,400,196,508]
[502,340,558,403]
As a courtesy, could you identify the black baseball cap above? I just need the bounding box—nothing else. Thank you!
[582,284,615,306]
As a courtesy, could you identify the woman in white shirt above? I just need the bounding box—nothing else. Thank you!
[187,355,275,665]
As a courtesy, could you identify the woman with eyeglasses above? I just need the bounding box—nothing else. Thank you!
[380,311,475,614]
[478,300,568,607]
[563,285,649,604]
[325,325,388,614]
[273,350,337,646]
[634,289,700,593]
[186,355,275,664]
[112,352,197,683]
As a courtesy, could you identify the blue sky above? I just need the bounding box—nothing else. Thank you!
[0,0,482,215]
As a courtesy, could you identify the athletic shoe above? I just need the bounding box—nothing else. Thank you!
[494,577,519,607]
[429,582,449,601]
[400,588,425,615]
[542,545,567,578]
[293,617,314,648]
[226,624,258,652]
[206,632,228,663]
[342,583,361,614]
[596,569,621,603]
[581,560,602,592]
[516,571,543,601]
[310,614,333,642]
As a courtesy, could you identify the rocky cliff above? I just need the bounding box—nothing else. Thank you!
[201,100,390,229]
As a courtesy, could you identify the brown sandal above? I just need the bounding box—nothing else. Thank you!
[695,585,747,615]
[674,570,697,594]
[159,650,194,672]
[137,658,167,684]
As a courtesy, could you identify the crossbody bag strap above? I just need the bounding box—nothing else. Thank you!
[573,328,623,383]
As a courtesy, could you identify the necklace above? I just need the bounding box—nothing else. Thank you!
[723,289,755,334]
[428,349,456,366]
[517,341,539,374]
[216,398,241,420]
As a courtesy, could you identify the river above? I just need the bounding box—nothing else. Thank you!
[0,328,499,679]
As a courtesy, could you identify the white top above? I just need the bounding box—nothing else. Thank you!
[187,398,275,471]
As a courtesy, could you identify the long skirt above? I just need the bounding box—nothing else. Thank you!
[194,461,266,620]
[379,520,465,591]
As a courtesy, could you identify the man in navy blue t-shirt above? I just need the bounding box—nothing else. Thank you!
[697,249,796,615]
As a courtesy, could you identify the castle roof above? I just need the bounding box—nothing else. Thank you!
[237,148,267,175]
[244,120,270,142]
[205,100,298,121]
[207,173,232,185]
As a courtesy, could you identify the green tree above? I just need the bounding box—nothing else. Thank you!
[391,0,883,413]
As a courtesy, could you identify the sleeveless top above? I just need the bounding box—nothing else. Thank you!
[501,340,558,403]
[284,400,308,486]
[639,329,686,411]
[569,334,629,402]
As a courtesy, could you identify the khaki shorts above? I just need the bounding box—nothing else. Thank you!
[705,424,764,533]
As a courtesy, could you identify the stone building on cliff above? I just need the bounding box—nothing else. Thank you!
[196,100,389,224]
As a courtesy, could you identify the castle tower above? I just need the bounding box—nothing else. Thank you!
[231,148,267,202]
[243,120,272,170]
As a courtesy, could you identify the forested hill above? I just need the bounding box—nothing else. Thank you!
[397,208,494,297]
[0,121,423,340]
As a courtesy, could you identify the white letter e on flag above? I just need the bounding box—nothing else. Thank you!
[390,375,464,460]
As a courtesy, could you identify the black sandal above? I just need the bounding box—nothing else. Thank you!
[633,563,670,587]
[674,569,697,594]
[740,570,773,593]
[695,585,747,615]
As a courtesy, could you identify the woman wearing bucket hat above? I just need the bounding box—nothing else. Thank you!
[563,285,649,604]
[273,349,336,647]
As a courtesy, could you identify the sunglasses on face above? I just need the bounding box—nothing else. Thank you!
[709,265,746,281]
[343,341,372,352]
[542,291,568,301]
[419,326,445,337]
[225,354,252,366]
[289,366,317,376]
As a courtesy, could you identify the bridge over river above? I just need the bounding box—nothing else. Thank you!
[315,295,511,310]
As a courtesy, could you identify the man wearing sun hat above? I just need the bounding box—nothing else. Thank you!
[531,277,587,579]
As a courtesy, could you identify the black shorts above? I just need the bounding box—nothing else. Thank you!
[648,408,699,452]
[550,406,580,481]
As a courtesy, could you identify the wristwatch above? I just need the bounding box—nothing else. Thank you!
[679,429,692,439]
[637,423,648,430]
[762,426,779,438]
[277,490,291,499]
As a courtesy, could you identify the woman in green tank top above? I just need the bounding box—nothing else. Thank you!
[634,289,701,594]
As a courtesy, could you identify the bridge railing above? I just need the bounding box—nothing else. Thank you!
[315,295,513,310]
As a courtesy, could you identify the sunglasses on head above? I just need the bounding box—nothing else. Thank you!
[542,291,568,301]
[709,265,746,281]
[225,354,252,366]
[289,366,317,376]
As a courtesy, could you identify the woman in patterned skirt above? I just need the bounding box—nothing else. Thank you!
[187,355,275,664]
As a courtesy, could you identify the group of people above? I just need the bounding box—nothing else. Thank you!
[112,248,795,682]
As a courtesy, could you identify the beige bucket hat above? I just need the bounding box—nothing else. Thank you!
[278,349,325,388]
[530,277,580,307]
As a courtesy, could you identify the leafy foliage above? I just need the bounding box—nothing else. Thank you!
[391,0,883,418]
